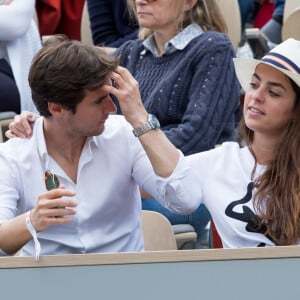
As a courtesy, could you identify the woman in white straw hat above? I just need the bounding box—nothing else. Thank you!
[6,38,300,248]
[174,38,300,248]
[156,37,300,248]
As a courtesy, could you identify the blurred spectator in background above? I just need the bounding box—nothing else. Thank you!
[237,0,280,58]
[0,0,41,113]
[35,0,85,40]
[261,0,285,46]
[238,0,274,41]
[253,0,274,29]
[87,0,138,47]
[238,0,256,35]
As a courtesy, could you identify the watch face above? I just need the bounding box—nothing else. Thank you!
[149,114,160,129]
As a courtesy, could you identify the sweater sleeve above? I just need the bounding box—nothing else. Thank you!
[164,37,241,155]
[0,0,35,40]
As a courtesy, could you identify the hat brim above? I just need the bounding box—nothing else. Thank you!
[233,58,300,92]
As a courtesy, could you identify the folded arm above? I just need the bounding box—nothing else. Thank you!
[0,0,36,40]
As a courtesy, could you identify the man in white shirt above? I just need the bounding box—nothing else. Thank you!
[0,36,190,259]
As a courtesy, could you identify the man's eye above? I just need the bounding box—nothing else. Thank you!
[95,95,109,104]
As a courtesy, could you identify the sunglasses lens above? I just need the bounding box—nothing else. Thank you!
[45,171,60,190]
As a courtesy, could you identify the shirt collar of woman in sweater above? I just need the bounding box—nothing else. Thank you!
[142,23,203,57]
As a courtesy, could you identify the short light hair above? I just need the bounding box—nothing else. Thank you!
[126,0,227,40]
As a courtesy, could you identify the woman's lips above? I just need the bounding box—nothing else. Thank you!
[248,106,265,116]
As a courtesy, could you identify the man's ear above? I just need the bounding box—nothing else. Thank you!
[48,102,64,115]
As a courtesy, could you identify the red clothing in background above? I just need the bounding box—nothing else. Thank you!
[36,0,85,40]
[254,2,275,28]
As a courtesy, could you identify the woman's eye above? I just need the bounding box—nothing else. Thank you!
[249,82,257,89]
[269,90,280,97]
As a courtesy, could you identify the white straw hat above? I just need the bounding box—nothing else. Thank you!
[233,38,300,92]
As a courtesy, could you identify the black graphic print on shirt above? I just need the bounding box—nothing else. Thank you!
[225,182,275,246]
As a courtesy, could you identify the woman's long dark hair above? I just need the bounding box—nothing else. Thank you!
[240,78,300,245]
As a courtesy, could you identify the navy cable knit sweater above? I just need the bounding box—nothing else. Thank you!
[115,31,241,155]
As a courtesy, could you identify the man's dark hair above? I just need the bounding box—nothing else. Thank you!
[29,35,119,117]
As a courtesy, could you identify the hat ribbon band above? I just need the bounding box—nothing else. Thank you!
[262,53,300,75]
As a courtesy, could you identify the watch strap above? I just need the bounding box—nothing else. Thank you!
[132,114,160,137]
[132,121,153,137]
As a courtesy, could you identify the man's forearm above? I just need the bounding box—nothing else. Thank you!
[138,130,180,178]
[0,213,32,255]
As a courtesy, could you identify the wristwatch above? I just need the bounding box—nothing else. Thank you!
[132,114,160,137]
